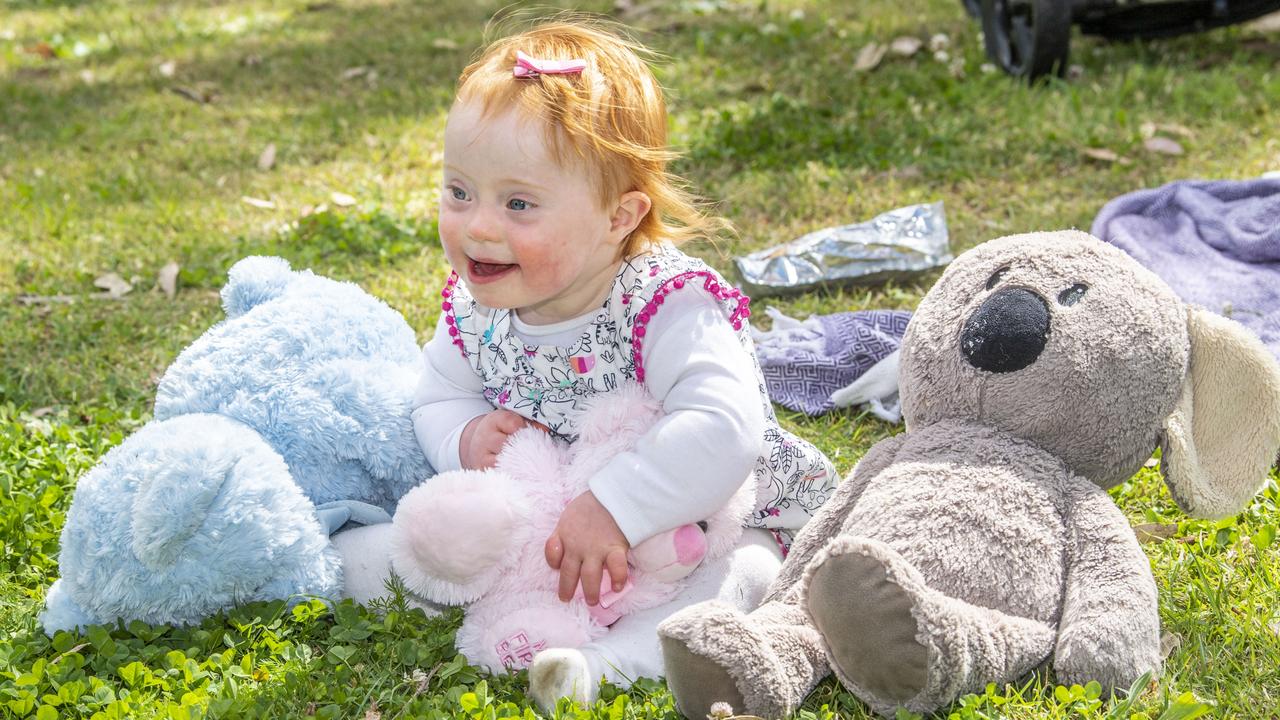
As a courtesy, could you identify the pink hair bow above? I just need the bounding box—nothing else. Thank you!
[513,50,587,78]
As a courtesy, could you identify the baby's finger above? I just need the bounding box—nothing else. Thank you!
[604,548,629,592]
[557,557,582,603]
[579,558,603,607]
[544,533,564,569]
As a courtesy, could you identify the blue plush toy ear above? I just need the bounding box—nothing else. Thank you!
[221,256,297,318]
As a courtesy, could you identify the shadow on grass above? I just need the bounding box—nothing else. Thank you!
[652,7,1280,175]
[2,0,477,160]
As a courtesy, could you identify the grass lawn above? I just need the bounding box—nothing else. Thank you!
[2,0,1279,717]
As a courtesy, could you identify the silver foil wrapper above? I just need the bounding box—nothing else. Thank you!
[734,201,951,297]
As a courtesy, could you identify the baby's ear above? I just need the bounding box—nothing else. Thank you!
[1160,306,1280,519]
[609,191,652,241]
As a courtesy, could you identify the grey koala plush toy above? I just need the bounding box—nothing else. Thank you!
[658,231,1280,718]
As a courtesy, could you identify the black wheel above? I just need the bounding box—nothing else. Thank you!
[1080,0,1280,41]
[980,0,1072,81]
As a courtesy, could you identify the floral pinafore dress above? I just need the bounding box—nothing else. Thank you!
[439,244,837,550]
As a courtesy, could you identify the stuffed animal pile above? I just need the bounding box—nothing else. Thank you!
[41,256,431,632]
[388,383,755,673]
[658,231,1280,717]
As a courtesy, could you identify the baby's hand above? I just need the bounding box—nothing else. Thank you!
[459,409,547,470]
[545,491,630,605]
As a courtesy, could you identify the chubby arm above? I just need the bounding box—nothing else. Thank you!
[764,432,907,602]
[411,314,494,472]
[1054,483,1162,692]
[588,291,765,546]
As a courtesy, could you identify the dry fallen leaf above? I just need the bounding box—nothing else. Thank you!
[26,42,57,60]
[16,294,75,306]
[1140,121,1195,139]
[1144,456,1160,468]
[158,261,180,299]
[889,36,922,57]
[341,66,372,81]
[170,85,213,104]
[158,60,177,77]
[241,196,276,209]
[1134,523,1179,544]
[1082,147,1128,164]
[431,37,459,50]
[94,272,133,298]
[854,42,887,72]
[1160,630,1182,659]
[330,191,357,207]
[1144,136,1185,156]
[258,143,277,171]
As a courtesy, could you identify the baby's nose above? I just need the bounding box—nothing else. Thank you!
[467,208,502,243]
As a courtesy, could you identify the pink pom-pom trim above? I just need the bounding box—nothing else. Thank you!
[440,271,466,357]
[632,271,750,383]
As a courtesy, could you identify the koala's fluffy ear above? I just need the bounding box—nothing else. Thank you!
[1160,307,1280,519]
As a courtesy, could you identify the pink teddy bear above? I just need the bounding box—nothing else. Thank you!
[389,384,755,672]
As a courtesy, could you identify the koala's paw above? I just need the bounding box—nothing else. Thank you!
[804,536,1056,716]
[658,601,790,720]
[803,537,930,710]
[390,470,521,604]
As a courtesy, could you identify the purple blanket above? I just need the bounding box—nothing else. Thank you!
[1091,178,1280,362]
[753,308,912,416]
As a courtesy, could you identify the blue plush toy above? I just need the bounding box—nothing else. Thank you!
[41,256,433,632]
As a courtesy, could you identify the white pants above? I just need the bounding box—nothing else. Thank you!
[332,522,444,615]
[332,525,783,686]
[562,528,782,687]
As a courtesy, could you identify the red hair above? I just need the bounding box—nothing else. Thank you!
[454,20,729,255]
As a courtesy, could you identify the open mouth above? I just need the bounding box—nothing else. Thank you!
[467,257,517,283]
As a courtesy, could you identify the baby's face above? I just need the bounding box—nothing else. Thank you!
[440,99,624,324]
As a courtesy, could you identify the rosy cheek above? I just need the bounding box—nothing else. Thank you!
[438,212,462,245]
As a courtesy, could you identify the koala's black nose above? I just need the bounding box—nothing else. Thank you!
[961,288,1050,373]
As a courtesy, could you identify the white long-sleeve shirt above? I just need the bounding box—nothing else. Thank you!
[411,290,765,546]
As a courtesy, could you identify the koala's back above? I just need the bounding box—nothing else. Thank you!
[845,419,1084,624]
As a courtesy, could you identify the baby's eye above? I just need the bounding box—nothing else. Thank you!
[507,198,530,211]
[448,186,468,201]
